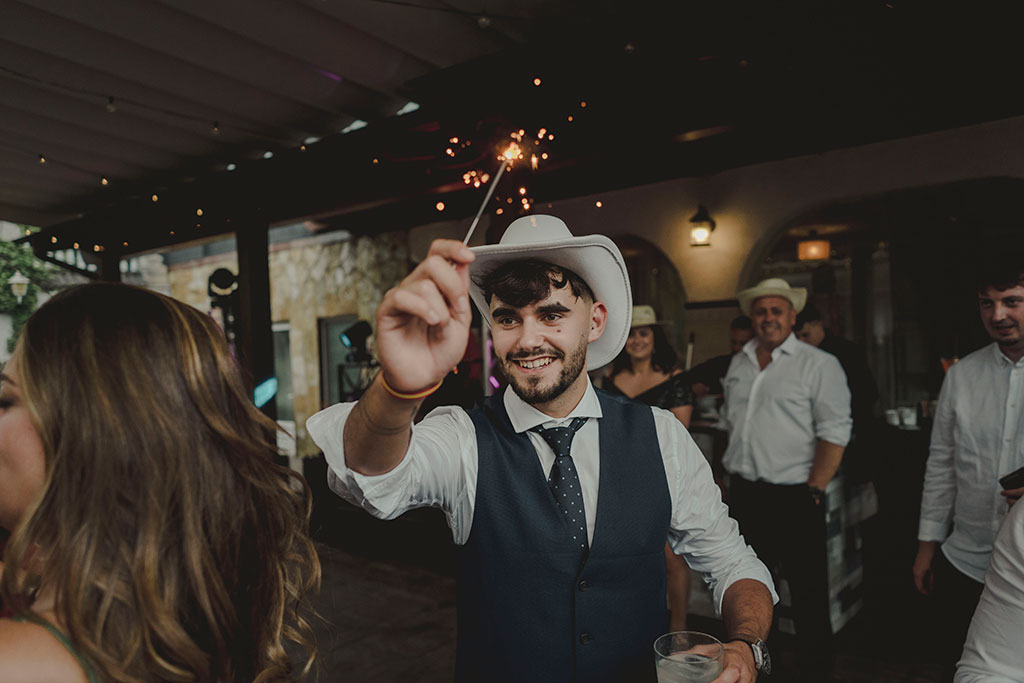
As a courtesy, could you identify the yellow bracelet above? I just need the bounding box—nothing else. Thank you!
[379,373,443,401]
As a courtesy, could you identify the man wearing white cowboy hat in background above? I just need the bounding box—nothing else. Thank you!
[308,215,776,683]
[721,277,852,681]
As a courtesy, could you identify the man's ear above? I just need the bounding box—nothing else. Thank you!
[588,301,608,343]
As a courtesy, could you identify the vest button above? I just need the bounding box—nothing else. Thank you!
[579,633,593,644]
[578,579,590,591]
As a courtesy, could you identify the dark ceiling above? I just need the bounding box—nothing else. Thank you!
[7,1,1024,261]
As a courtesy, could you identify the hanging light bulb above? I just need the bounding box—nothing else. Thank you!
[38,154,46,164]
[106,96,117,113]
[211,120,220,135]
[100,177,109,186]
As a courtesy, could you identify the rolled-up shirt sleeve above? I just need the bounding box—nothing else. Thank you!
[918,371,958,542]
[810,354,853,447]
[955,501,1024,682]
[656,409,779,615]
[306,402,476,543]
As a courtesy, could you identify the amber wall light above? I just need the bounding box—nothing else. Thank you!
[689,205,716,246]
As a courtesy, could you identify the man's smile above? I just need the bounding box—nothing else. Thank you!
[513,357,556,370]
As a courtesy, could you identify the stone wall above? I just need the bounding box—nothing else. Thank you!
[167,231,408,457]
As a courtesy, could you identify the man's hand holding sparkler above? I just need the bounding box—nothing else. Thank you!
[376,239,476,394]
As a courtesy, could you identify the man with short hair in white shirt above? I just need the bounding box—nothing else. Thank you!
[914,262,1024,679]
[308,216,777,683]
[721,278,852,682]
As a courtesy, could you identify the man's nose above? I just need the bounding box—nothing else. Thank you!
[516,318,546,350]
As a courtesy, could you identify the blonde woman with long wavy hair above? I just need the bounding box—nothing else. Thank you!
[0,283,319,682]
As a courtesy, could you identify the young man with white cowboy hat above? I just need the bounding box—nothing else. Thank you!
[721,277,852,681]
[308,215,776,683]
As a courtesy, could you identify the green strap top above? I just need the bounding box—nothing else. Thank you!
[8,616,101,683]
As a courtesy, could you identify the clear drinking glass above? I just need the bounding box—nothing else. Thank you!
[654,631,725,683]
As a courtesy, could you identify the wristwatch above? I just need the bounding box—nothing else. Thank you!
[727,637,771,675]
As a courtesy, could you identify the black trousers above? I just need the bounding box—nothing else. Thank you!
[931,550,984,681]
[728,476,833,679]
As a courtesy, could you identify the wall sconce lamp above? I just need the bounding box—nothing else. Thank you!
[7,271,29,303]
[689,205,716,246]
[797,231,831,261]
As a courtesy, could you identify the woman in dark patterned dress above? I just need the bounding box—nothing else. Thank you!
[604,305,695,631]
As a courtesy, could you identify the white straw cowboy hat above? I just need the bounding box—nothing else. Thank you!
[630,305,670,328]
[736,278,807,315]
[469,215,632,370]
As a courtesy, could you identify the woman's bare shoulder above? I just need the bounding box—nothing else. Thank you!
[0,618,89,683]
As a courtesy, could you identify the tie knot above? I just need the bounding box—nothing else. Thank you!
[533,417,588,458]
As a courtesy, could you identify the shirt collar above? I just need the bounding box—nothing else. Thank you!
[742,332,800,365]
[990,342,1024,368]
[503,376,603,433]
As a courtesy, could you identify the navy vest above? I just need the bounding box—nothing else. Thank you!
[455,390,671,683]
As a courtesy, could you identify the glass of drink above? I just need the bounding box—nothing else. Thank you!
[654,631,724,683]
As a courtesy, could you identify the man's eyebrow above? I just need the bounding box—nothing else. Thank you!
[536,303,571,315]
[491,307,518,320]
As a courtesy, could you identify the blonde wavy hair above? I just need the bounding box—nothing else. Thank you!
[0,283,319,682]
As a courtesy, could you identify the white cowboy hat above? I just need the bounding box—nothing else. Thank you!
[736,278,807,314]
[469,215,632,370]
[630,305,670,328]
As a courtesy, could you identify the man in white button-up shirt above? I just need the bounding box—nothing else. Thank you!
[721,278,852,682]
[914,264,1024,678]
[309,216,777,683]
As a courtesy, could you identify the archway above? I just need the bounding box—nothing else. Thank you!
[612,234,688,359]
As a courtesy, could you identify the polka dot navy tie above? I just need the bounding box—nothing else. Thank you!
[533,417,589,552]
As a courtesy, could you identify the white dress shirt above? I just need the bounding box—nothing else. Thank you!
[919,343,1024,582]
[307,378,777,614]
[955,499,1024,683]
[721,333,853,484]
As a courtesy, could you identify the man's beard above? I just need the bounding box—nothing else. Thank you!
[501,337,588,406]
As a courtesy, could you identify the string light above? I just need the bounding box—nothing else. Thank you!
[496,208,504,215]
[196,209,203,216]
[122,241,128,247]
[533,77,541,86]
[580,101,587,108]
[106,96,117,113]
[38,154,46,164]
[211,120,220,135]
[226,163,237,171]
[151,194,158,202]
[50,236,57,243]
[595,201,603,208]
[73,242,79,249]
[372,158,379,164]
[519,187,527,195]
[435,201,445,211]
[449,136,459,144]
[263,151,274,159]
[299,144,307,151]
[100,177,109,185]
[568,115,574,122]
